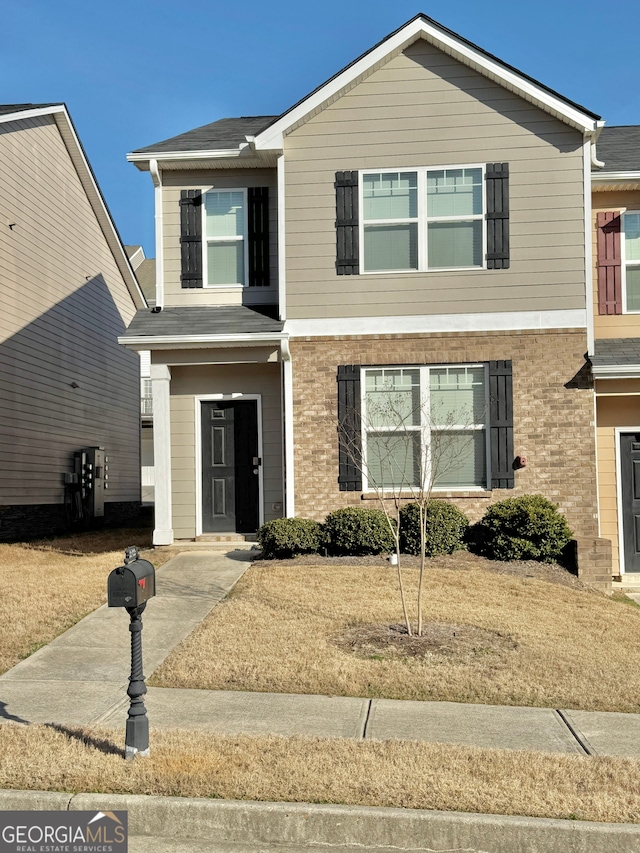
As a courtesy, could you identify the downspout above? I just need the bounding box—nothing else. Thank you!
[149,159,164,310]
[281,337,295,517]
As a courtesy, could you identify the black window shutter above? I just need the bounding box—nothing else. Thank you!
[485,164,510,270]
[337,365,362,491]
[335,171,359,275]
[248,187,270,286]
[179,190,203,288]
[489,360,514,489]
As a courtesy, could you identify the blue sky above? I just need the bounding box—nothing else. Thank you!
[3,0,640,257]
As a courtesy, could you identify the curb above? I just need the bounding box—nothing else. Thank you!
[1,791,639,852]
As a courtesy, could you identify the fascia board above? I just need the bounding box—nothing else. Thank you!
[591,364,640,379]
[119,332,287,349]
[51,109,146,310]
[254,19,598,150]
[0,103,146,310]
[0,104,66,125]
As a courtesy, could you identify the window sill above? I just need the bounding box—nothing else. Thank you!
[203,284,245,291]
[361,490,492,500]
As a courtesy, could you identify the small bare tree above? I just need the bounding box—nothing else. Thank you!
[339,366,485,636]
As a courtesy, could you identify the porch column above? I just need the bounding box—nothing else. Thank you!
[281,339,295,517]
[151,362,173,545]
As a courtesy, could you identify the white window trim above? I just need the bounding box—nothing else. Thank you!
[622,210,640,314]
[359,164,487,275]
[202,187,249,288]
[360,363,490,493]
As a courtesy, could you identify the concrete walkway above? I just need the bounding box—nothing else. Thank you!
[1,548,640,758]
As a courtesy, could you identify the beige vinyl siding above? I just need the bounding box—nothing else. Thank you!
[284,38,586,320]
[595,390,640,574]
[162,169,278,307]
[592,190,640,338]
[169,361,283,539]
[0,114,140,506]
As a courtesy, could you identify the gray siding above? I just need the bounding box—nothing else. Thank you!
[0,115,140,506]
[162,169,278,307]
[284,39,587,320]
[167,359,283,539]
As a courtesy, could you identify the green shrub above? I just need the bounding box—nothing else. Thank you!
[323,507,395,556]
[469,494,573,563]
[257,517,323,559]
[399,500,469,556]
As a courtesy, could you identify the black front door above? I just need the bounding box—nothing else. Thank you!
[621,433,640,573]
[201,401,259,533]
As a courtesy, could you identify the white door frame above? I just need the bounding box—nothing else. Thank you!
[195,393,264,537]
[615,426,640,575]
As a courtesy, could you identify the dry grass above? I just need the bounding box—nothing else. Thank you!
[0,528,165,674]
[151,553,640,712]
[0,723,639,823]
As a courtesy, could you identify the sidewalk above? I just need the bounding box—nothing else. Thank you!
[1,548,640,757]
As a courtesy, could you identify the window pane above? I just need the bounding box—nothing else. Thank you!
[427,168,482,218]
[366,369,420,427]
[427,220,482,268]
[432,430,486,488]
[363,172,417,221]
[627,266,640,311]
[207,241,244,285]
[205,191,245,238]
[364,223,418,271]
[430,366,485,425]
[367,431,420,489]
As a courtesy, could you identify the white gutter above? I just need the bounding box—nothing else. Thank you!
[149,159,164,309]
[127,148,245,164]
[589,122,606,169]
[592,171,640,184]
[119,332,287,348]
[591,364,640,379]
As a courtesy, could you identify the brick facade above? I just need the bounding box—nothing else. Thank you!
[290,328,599,541]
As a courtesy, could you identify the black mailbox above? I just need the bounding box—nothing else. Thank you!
[108,557,156,609]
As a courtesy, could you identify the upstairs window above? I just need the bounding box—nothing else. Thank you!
[361,167,484,273]
[204,190,247,286]
[624,212,640,312]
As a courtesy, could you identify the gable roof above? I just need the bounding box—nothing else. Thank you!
[255,13,601,151]
[128,14,601,168]
[0,104,146,309]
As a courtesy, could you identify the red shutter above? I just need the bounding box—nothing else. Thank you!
[597,211,622,315]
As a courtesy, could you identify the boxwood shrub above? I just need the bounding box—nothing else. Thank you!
[257,517,323,559]
[323,506,395,556]
[399,500,469,556]
[469,494,573,563]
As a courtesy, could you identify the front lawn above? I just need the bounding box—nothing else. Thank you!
[0,723,639,823]
[150,552,640,713]
[0,528,165,674]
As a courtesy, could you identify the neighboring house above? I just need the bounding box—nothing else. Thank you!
[0,103,146,540]
[590,127,640,581]
[125,245,156,504]
[121,15,610,584]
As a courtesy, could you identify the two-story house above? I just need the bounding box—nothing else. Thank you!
[591,127,640,582]
[121,15,606,577]
[0,103,145,540]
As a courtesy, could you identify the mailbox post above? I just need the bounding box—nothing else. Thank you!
[108,546,156,760]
